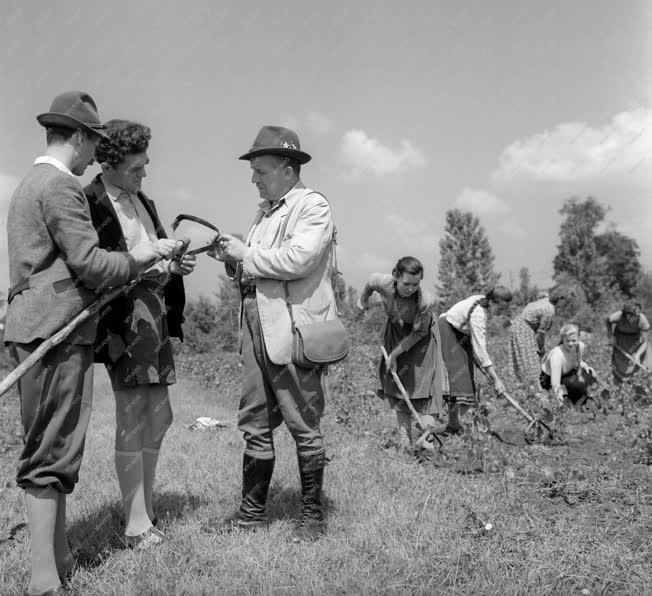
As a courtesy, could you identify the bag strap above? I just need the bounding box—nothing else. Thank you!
[7,278,30,304]
[283,281,297,332]
[282,190,340,324]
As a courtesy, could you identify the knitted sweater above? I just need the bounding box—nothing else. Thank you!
[5,163,137,344]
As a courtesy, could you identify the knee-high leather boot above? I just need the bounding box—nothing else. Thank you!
[205,453,274,533]
[291,451,326,543]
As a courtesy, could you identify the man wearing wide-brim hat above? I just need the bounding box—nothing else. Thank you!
[208,125,340,542]
[4,91,178,594]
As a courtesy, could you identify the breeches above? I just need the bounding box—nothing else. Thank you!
[10,341,93,494]
[238,295,326,458]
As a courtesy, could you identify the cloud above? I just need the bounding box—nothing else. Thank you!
[0,172,19,204]
[455,187,510,216]
[280,111,333,136]
[496,218,526,240]
[492,107,652,186]
[0,172,20,251]
[339,130,427,176]
[384,212,439,252]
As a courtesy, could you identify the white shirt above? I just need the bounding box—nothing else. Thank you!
[102,178,170,276]
[444,294,492,367]
[34,156,73,177]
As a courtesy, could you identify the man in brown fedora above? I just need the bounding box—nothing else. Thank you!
[4,91,178,595]
[207,125,340,542]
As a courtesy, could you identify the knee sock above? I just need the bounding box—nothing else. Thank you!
[142,447,160,522]
[114,450,150,536]
[54,493,74,574]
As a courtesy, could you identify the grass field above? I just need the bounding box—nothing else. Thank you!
[0,339,651,595]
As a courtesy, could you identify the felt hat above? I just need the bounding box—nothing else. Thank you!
[239,125,311,164]
[37,91,107,138]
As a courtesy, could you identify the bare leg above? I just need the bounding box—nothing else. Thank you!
[396,410,412,450]
[24,487,60,594]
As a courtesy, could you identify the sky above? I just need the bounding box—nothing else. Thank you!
[0,0,650,300]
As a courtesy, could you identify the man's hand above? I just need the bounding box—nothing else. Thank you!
[130,239,179,267]
[170,253,197,276]
[216,233,248,262]
[493,378,506,396]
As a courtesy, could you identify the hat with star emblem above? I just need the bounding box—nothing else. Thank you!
[239,125,311,164]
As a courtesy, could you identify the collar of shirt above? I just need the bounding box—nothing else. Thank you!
[101,177,133,203]
[33,155,73,177]
[257,181,305,215]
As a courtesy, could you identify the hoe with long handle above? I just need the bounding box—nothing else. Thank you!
[473,357,553,439]
[381,346,444,451]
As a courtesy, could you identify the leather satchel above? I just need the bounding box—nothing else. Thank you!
[282,192,349,368]
[291,318,350,368]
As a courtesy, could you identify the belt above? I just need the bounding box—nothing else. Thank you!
[240,280,256,296]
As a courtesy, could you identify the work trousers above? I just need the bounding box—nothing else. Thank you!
[238,294,326,460]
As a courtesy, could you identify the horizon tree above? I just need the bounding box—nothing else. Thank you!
[436,208,499,308]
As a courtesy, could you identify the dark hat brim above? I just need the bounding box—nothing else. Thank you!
[37,112,108,139]
[238,147,311,165]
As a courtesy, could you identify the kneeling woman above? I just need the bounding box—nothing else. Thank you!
[438,287,513,434]
[358,257,442,450]
[540,323,597,405]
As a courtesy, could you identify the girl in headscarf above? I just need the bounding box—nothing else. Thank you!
[437,287,513,435]
[605,301,650,383]
[540,323,597,405]
[509,286,569,398]
[358,257,443,451]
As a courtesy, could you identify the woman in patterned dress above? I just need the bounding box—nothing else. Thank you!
[437,287,513,435]
[509,287,568,398]
[605,301,650,384]
[358,257,443,450]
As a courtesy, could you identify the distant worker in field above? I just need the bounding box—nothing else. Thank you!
[437,287,513,435]
[605,302,650,384]
[540,323,597,405]
[509,286,569,399]
[207,126,341,543]
[357,257,443,452]
[84,120,196,550]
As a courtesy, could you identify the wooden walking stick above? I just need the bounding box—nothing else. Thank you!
[1,218,223,399]
[381,346,444,451]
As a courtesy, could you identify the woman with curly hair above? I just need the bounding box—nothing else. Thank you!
[437,287,513,435]
[606,301,650,384]
[509,286,569,398]
[358,257,443,451]
[83,120,196,550]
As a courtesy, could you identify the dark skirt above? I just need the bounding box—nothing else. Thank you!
[10,341,94,494]
[540,368,597,404]
[376,317,443,413]
[612,332,649,383]
[107,277,176,388]
[438,316,476,407]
